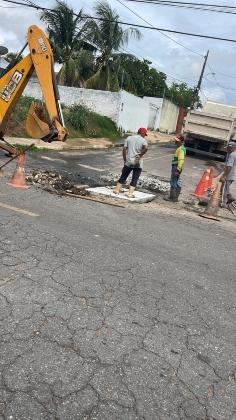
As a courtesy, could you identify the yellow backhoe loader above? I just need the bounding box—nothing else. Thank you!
[0,25,68,156]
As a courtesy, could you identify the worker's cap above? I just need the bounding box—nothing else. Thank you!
[227,141,236,148]
[138,127,148,136]
[174,134,184,142]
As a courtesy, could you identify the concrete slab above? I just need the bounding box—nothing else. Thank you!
[86,186,156,203]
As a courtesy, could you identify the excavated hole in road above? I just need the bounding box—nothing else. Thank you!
[26,170,171,197]
[26,170,89,196]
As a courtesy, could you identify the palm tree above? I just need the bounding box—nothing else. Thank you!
[85,1,142,91]
[41,1,94,86]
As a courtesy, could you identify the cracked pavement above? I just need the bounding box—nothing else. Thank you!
[0,182,235,420]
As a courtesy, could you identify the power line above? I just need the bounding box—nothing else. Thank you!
[3,0,236,93]
[2,0,236,44]
[115,0,203,56]
[116,0,236,96]
[214,71,236,79]
[125,0,236,8]
[0,3,28,6]
[1,0,228,102]
[202,62,236,95]
[207,63,226,89]
[123,0,236,15]
[116,0,236,92]
[82,16,236,44]
[205,76,236,92]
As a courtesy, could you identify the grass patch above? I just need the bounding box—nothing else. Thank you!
[13,144,49,153]
[6,96,34,138]
[6,97,120,140]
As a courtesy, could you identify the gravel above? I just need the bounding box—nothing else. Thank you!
[100,172,170,193]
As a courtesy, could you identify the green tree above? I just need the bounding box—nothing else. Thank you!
[167,82,201,108]
[41,1,93,86]
[119,55,167,97]
[85,1,141,91]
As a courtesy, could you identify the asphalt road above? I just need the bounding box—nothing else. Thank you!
[21,143,226,196]
[0,149,236,419]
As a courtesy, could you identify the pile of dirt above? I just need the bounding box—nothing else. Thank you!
[26,170,89,195]
[100,172,170,193]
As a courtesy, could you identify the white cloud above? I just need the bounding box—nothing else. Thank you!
[0,5,42,53]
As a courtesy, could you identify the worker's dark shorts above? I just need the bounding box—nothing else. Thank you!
[118,165,142,187]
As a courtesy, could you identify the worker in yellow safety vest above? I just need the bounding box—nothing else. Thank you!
[165,134,186,202]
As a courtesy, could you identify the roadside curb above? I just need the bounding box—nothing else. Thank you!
[63,142,124,151]
[5,137,125,152]
[5,137,170,152]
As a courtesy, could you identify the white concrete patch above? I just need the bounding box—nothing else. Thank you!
[86,186,156,203]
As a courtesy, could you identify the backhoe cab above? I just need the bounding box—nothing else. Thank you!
[0,25,68,155]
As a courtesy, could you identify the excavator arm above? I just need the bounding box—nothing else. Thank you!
[0,25,68,155]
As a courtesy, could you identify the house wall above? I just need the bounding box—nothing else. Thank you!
[117,90,149,133]
[23,81,121,124]
[23,82,179,134]
[159,99,179,134]
[143,97,163,130]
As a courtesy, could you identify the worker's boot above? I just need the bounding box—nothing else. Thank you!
[164,187,174,201]
[172,188,178,202]
[113,183,122,194]
[127,186,135,198]
[175,187,182,202]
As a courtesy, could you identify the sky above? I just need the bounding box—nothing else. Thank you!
[1,0,236,104]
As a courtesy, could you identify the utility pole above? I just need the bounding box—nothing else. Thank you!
[191,50,209,109]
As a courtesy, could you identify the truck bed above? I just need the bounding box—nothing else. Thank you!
[184,110,234,142]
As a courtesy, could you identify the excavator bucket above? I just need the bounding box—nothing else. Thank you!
[26,102,50,140]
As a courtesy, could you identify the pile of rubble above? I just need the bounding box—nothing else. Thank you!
[26,170,88,195]
[100,172,170,193]
[139,174,170,193]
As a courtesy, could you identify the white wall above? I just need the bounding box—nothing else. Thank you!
[23,81,121,124]
[23,82,178,134]
[143,97,163,130]
[159,99,179,134]
[118,90,149,132]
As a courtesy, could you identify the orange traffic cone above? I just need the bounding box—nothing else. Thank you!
[193,168,211,198]
[199,181,222,221]
[206,167,214,190]
[8,152,29,189]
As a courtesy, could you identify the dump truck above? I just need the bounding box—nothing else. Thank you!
[183,101,236,160]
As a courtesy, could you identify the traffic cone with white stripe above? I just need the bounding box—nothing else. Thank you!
[8,152,29,189]
[193,168,211,199]
[199,181,222,221]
